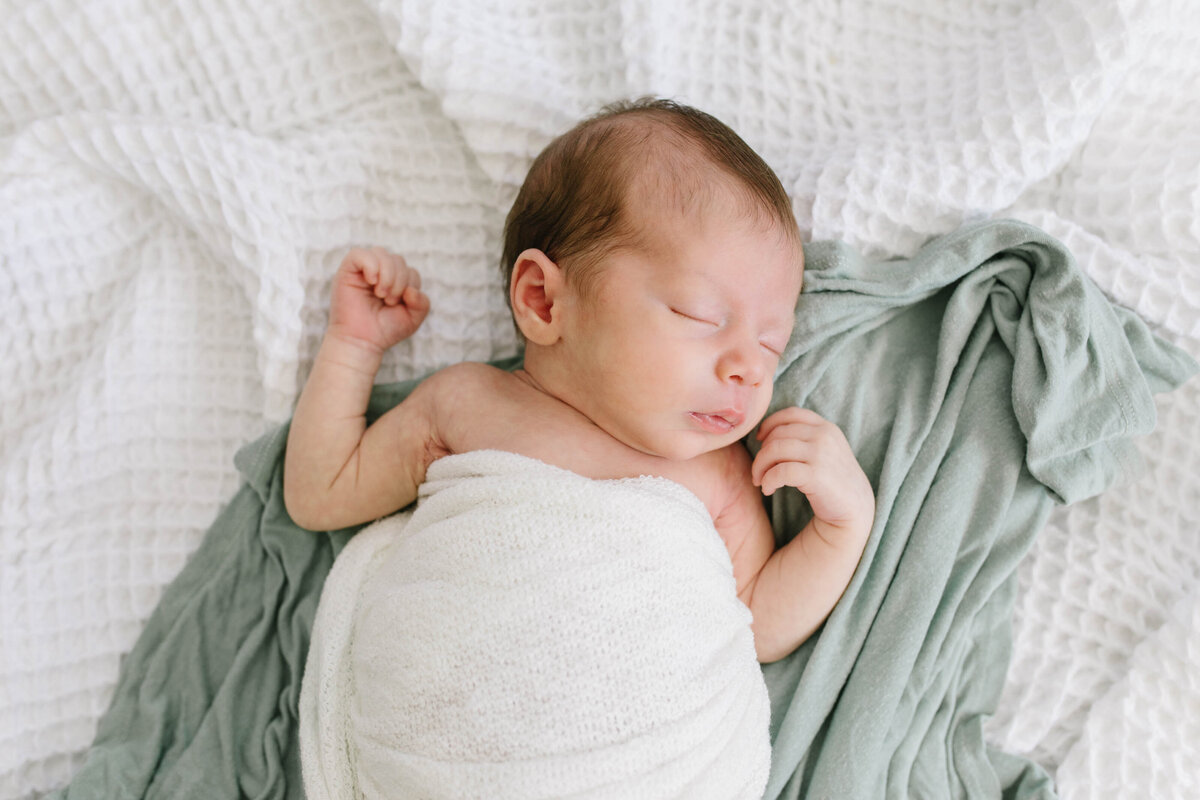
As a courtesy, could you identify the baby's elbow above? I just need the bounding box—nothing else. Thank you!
[283,492,314,531]
[750,615,817,664]
[283,478,327,531]
[754,636,792,665]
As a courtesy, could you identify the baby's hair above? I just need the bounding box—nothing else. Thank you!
[501,97,800,307]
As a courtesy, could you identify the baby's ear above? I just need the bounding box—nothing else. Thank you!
[510,248,568,345]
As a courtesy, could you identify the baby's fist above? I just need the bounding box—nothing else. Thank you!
[328,247,430,353]
[752,408,875,534]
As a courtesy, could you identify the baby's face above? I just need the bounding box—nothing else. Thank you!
[557,205,803,461]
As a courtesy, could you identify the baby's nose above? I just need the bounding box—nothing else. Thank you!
[719,347,766,387]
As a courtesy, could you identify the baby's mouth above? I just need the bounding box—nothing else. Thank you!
[689,409,745,433]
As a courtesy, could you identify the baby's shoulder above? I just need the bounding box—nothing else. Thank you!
[418,360,517,405]
[425,359,508,388]
[416,361,535,452]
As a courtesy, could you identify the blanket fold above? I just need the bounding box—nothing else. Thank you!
[301,450,770,800]
[51,221,1195,800]
[757,219,1195,798]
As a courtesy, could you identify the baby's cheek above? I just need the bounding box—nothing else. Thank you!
[750,386,773,426]
[628,346,682,388]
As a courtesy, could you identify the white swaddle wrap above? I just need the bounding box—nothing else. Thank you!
[299,449,771,799]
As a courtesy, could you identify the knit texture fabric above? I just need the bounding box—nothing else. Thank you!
[301,451,769,800]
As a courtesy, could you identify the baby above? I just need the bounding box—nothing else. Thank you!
[283,98,875,665]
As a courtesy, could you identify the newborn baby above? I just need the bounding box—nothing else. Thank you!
[285,98,875,798]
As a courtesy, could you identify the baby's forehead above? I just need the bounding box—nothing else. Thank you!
[627,182,804,267]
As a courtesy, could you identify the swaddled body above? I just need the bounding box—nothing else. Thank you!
[327,450,770,798]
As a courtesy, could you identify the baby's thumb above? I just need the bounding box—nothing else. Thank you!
[404,285,430,311]
[404,288,432,330]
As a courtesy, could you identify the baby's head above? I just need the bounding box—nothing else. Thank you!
[503,97,801,307]
[504,98,805,460]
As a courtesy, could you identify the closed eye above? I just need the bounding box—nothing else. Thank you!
[670,307,718,326]
[760,342,783,357]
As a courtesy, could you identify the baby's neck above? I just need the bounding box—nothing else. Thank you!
[514,346,581,411]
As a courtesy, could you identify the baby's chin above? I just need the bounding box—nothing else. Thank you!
[622,427,752,463]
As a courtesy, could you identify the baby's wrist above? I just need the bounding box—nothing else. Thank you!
[319,329,387,377]
[812,513,872,548]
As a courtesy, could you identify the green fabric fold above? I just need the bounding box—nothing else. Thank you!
[53,221,1194,799]
[757,219,1195,798]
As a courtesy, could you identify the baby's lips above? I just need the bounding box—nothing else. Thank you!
[706,407,745,428]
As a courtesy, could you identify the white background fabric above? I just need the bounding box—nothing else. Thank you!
[2,0,1197,797]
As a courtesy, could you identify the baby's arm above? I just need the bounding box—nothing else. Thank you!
[283,247,433,531]
[717,408,875,663]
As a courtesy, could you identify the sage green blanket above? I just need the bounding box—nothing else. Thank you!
[54,220,1195,799]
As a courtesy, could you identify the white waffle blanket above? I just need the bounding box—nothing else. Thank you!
[300,450,770,800]
[2,0,1198,797]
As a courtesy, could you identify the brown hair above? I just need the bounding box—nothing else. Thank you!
[501,97,799,305]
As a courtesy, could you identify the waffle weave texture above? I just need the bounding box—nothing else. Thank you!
[3,0,1198,797]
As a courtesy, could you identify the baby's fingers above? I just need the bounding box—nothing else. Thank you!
[368,251,420,306]
[341,246,381,287]
[756,406,826,441]
[366,248,397,299]
[756,459,815,497]
[751,436,810,491]
[390,261,422,304]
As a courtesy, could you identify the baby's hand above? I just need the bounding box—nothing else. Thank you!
[328,247,430,354]
[752,407,875,535]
